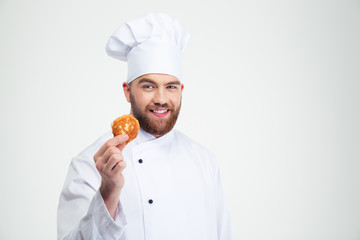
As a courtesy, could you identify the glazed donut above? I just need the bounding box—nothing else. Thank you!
[111,114,140,144]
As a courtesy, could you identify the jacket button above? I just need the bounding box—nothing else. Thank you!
[138,159,143,163]
[148,199,153,204]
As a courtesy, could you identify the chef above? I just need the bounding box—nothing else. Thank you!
[57,12,233,240]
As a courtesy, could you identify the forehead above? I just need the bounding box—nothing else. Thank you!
[132,73,180,85]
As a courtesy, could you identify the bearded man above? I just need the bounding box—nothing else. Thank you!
[57,12,232,240]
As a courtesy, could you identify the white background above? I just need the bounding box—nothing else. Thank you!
[1,0,360,239]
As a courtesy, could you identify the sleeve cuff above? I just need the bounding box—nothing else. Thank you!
[90,190,127,239]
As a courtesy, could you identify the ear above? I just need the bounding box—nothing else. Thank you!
[123,82,131,103]
[181,84,184,91]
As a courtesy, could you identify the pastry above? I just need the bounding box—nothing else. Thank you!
[111,114,140,144]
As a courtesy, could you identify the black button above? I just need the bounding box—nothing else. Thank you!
[148,199,153,204]
[138,159,143,164]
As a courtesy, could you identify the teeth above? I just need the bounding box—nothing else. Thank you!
[153,109,167,114]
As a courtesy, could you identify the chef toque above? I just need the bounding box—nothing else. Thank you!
[105,12,190,83]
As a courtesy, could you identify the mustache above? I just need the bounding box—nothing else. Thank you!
[147,103,173,109]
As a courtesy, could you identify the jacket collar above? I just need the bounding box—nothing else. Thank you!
[133,127,175,146]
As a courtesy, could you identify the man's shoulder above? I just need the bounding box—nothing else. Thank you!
[173,129,219,177]
[75,131,113,160]
[173,129,215,157]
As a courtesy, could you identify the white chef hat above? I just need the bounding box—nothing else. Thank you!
[105,12,190,83]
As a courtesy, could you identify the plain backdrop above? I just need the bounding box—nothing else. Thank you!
[1,0,360,239]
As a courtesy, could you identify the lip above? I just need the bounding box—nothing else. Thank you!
[150,108,170,118]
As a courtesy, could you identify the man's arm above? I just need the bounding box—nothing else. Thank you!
[57,134,129,240]
[94,134,128,219]
[214,167,234,240]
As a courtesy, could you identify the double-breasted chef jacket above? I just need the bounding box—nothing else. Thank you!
[58,128,233,240]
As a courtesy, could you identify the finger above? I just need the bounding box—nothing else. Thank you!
[104,155,123,172]
[94,134,129,159]
[116,142,128,152]
[101,146,121,164]
[95,150,121,172]
[112,161,126,175]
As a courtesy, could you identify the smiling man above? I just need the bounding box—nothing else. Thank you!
[57,12,232,240]
[126,74,183,138]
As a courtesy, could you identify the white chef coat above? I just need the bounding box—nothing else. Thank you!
[57,128,232,240]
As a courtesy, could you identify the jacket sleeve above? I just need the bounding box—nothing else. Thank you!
[214,166,233,240]
[57,152,127,240]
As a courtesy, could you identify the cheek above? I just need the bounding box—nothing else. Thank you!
[134,93,153,109]
[171,94,182,107]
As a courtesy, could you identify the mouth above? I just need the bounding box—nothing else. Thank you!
[150,108,170,118]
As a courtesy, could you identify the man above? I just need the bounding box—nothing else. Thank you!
[57,12,232,240]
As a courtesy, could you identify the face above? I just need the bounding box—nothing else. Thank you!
[123,73,184,138]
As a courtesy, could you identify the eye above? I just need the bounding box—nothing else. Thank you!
[167,85,177,89]
[143,85,154,89]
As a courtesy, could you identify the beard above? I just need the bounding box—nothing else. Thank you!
[130,93,181,137]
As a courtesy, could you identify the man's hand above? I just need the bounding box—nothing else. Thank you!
[94,134,129,219]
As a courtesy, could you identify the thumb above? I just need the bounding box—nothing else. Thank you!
[116,134,129,151]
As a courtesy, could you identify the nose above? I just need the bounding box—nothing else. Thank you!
[153,88,167,105]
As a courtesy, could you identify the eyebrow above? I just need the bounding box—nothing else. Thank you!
[137,78,181,86]
[137,78,157,86]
